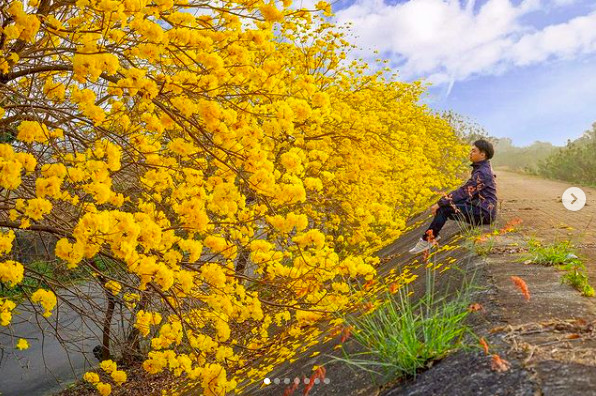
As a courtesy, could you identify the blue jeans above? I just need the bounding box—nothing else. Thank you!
[423,202,495,241]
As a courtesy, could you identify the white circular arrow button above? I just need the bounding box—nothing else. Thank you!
[562,187,586,211]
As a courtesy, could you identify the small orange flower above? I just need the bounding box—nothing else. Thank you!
[491,354,511,372]
[468,303,484,312]
[425,229,435,243]
[389,282,399,294]
[330,325,342,337]
[510,276,530,301]
[475,234,489,244]
[500,217,523,233]
[340,326,352,342]
[283,380,299,396]
[479,337,489,354]
[304,367,326,396]
[363,279,375,291]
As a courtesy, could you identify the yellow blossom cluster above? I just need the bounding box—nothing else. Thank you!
[0,230,15,255]
[104,280,121,295]
[99,360,127,385]
[0,260,24,287]
[16,338,29,350]
[0,299,16,326]
[30,289,57,318]
[0,0,470,394]
[3,1,40,43]
[83,371,113,396]
[135,310,162,337]
[0,143,36,190]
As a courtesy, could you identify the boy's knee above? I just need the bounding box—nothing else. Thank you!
[437,205,453,214]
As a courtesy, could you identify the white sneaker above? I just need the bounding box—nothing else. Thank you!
[408,236,441,254]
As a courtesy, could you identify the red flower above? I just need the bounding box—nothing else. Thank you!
[491,354,511,372]
[304,367,326,396]
[479,337,489,354]
[340,326,352,342]
[510,276,530,301]
[389,282,399,294]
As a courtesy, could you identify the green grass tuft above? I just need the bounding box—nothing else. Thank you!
[521,238,594,297]
[332,267,475,383]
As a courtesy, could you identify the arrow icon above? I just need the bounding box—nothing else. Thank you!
[562,187,586,211]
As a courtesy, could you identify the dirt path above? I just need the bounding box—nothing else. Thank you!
[479,169,596,394]
[495,168,596,275]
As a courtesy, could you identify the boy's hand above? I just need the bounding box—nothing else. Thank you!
[431,204,439,215]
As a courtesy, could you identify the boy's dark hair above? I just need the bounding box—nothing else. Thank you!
[473,139,494,160]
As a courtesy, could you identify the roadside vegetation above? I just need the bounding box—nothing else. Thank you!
[333,259,477,386]
[520,238,595,297]
[532,123,596,187]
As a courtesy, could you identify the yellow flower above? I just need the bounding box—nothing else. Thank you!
[96,382,112,396]
[134,310,161,337]
[0,260,25,286]
[35,176,63,199]
[83,371,100,384]
[259,3,284,23]
[16,121,49,144]
[154,265,174,291]
[30,289,57,317]
[111,369,127,385]
[0,230,15,255]
[0,299,16,326]
[16,338,29,350]
[15,152,37,173]
[315,1,333,16]
[104,280,122,295]
[43,80,66,102]
[177,239,203,263]
[24,198,52,221]
[200,262,227,289]
[100,359,117,374]
[204,236,236,260]
[54,239,85,269]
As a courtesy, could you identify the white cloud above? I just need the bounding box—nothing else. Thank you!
[333,0,596,84]
[509,12,596,65]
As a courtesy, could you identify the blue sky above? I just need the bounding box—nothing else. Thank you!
[305,0,596,146]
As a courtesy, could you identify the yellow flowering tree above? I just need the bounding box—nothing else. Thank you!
[0,0,467,394]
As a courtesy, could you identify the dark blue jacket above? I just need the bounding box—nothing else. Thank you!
[437,159,498,218]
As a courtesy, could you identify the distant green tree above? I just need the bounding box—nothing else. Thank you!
[536,123,596,186]
[491,140,557,171]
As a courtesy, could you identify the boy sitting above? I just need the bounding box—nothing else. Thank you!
[409,139,498,254]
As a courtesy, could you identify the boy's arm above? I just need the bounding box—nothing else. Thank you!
[437,171,484,207]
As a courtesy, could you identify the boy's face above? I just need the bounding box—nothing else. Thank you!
[469,145,487,163]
